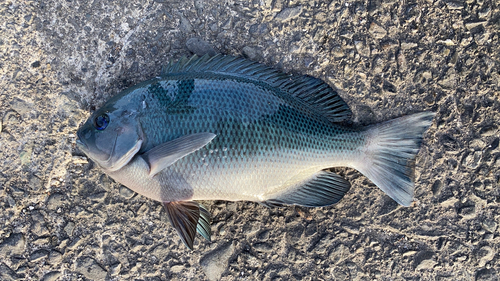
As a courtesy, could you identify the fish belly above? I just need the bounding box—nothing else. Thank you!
[168,126,364,202]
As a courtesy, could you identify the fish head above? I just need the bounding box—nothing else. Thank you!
[76,101,144,172]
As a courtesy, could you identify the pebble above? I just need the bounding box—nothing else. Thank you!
[475,269,497,281]
[170,265,184,273]
[314,12,327,22]
[89,191,107,201]
[186,37,217,57]
[477,246,494,267]
[369,22,387,39]
[403,251,417,257]
[432,180,443,195]
[0,233,26,257]
[221,18,232,30]
[438,68,457,88]
[67,237,83,250]
[253,242,273,252]
[10,98,32,115]
[41,271,61,281]
[110,263,121,276]
[329,244,349,264]
[249,23,269,35]
[413,251,434,269]
[458,205,475,219]
[48,250,63,264]
[260,0,272,8]
[286,222,305,242]
[218,225,226,236]
[31,211,49,236]
[331,46,344,58]
[241,252,262,267]
[119,186,135,199]
[3,111,21,129]
[463,151,483,169]
[478,6,491,19]
[200,243,235,281]
[20,144,33,166]
[30,249,49,262]
[29,176,42,190]
[311,235,334,255]
[64,222,75,236]
[0,263,18,281]
[242,46,262,61]
[274,6,302,22]
[179,15,193,33]
[445,0,464,9]
[6,195,15,208]
[76,257,107,280]
[150,244,170,261]
[401,42,418,49]
[46,193,65,210]
[481,219,497,233]
[465,21,486,30]
[437,39,456,46]
[32,237,51,247]
[354,40,370,57]
[416,259,437,270]
[71,156,88,165]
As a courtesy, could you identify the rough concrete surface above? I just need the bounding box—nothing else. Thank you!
[1,0,499,280]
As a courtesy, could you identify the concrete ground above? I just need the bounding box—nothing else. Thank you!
[0,0,499,280]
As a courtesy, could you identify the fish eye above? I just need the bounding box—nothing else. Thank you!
[93,114,110,130]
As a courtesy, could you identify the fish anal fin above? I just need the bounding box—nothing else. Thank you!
[162,201,212,249]
[142,133,216,177]
[196,204,213,242]
[263,170,351,208]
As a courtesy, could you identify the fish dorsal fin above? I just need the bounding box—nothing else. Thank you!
[162,55,352,123]
[263,170,351,208]
[142,133,216,177]
[162,201,212,249]
[283,75,352,122]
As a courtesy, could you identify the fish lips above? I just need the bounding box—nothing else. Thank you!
[75,129,89,153]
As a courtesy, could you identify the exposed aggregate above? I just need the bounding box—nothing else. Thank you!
[0,0,499,280]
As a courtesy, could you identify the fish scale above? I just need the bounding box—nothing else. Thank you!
[76,54,435,249]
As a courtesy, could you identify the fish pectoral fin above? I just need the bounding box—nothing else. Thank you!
[263,170,351,208]
[142,133,216,177]
[162,201,212,250]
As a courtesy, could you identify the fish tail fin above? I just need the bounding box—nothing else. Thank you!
[355,112,435,206]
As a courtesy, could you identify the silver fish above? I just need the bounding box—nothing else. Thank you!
[76,55,435,249]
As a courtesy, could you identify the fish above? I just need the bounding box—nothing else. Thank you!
[76,54,435,249]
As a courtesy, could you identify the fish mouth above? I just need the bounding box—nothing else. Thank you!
[75,138,86,149]
[75,131,88,151]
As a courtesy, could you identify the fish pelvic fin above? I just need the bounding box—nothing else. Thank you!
[162,201,212,250]
[355,112,435,206]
